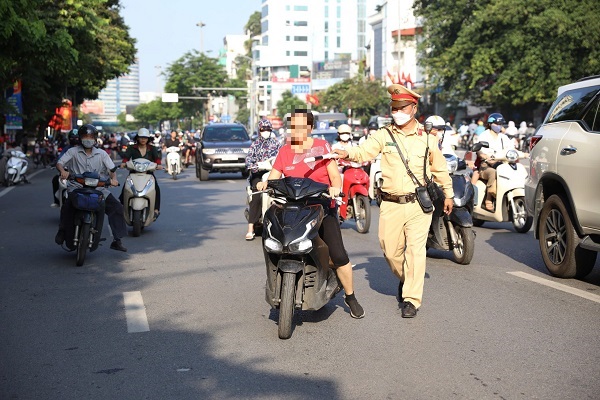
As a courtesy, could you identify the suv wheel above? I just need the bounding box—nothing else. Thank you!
[538,194,596,278]
[199,167,209,181]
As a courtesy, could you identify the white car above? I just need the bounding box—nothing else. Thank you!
[525,75,600,278]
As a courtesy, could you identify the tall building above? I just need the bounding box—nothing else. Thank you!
[81,60,140,127]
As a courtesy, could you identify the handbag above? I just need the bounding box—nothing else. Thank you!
[384,127,435,213]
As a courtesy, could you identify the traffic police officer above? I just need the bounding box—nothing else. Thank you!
[333,84,454,318]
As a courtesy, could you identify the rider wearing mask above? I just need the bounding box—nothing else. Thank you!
[50,129,79,207]
[244,119,281,241]
[332,124,355,173]
[474,113,515,211]
[256,109,365,319]
[54,124,128,252]
[120,128,164,220]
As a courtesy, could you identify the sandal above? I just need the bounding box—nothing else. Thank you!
[484,200,494,211]
[245,232,255,241]
[153,210,160,221]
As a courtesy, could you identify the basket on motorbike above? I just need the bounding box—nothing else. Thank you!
[70,188,104,211]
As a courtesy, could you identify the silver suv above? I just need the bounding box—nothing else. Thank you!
[525,75,600,278]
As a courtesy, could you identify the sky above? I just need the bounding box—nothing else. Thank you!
[120,0,261,93]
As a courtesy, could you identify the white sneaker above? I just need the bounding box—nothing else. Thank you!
[50,203,59,208]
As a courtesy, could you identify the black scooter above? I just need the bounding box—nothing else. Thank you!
[425,122,476,265]
[261,177,341,339]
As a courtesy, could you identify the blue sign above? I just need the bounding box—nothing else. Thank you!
[318,121,330,130]
[291,84,310,94]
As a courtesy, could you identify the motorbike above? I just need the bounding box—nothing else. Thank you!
[368,153,383,206]
[244,158,275,235]
[4,149,29,186]
[467,142,533,233]
[426,153,476,264]
[122,158,158,237]
[64,172,112,266]
[261,177,342,339]
[165,146,182,180]
[339,161,371,233]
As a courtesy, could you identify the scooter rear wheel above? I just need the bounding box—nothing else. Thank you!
[452,225,475,265]
[278,272,296,340]
[76,223,91,267]
[355,194,371,234]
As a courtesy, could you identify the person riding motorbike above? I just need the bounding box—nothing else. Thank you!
[256,109,365,319]
[152,130,163,148]
[473,113,515,211]
[51,128,79,207]
[359,121,379,146]
[54,124,128,252]
[244,119,281,240]
[332,124,355,173]
[120,128,164,220]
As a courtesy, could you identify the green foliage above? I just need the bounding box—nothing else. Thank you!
[414,0,600,107]
[318,77,389,118]
[276,91,307,120]
[131,99,179,128]
[244,11,261,56]
[0,0,136,133]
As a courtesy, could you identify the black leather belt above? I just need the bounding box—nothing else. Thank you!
[380,191,416,204]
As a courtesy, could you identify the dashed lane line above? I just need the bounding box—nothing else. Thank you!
[508,271,600,304]
[123,291,150,333]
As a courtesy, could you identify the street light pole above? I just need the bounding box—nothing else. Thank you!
[196,22,206,54]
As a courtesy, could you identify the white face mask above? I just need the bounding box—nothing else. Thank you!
[260,130,271,139]
[392,111,412,126]
[339,133,351,141]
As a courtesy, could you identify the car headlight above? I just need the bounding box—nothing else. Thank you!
[202,148,216,154]
[506,149,519,162]
[84,177,99,186]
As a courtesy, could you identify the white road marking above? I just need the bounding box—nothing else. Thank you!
[225,180,236,183]
[123,291,150,333]
[0,168,47,198]
[508,271,600,304]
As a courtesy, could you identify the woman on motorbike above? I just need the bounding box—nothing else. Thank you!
[256,109,365,319]
[120,128,163,220]
[244,119,281,241]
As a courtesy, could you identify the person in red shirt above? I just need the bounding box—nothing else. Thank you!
[257,109,365,319]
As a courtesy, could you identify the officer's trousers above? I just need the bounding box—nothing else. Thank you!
[378,199,432,308]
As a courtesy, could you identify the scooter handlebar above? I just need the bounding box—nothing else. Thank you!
[304,153,339,163]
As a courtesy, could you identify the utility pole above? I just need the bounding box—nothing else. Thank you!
[196,22,206,54]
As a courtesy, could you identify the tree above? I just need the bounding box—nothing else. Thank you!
[0,0,136,134]
[243,11,261,56]
[164,51,229,126]
[131,99,179,129]
[276,91,307,120]
[413,0,600,114]
[318,77,388,120]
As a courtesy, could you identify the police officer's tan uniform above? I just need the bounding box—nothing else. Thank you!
[345,85,454,310]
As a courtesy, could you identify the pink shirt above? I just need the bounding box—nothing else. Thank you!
[272,138,333,186]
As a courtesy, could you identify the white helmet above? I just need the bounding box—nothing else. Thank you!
[337,124,352,134]
[137,128,151,138]
[425,115,447,130]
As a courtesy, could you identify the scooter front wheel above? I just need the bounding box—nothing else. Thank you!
[452,225,475,265]
[278,272,296,340]
[132,209,143,237]
[355,194,371,233]
[76,223,91,267]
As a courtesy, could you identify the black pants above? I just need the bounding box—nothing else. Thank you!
[60,193,127,241]
[248,172,267,224]
[119,172,161,211]
[52,175,59,203]
[319,208,350,267]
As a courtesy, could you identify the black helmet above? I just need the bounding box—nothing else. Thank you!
[67,128,79,146]
[78,124,98,138]
[487,113,505,126]
[368,121,379,131]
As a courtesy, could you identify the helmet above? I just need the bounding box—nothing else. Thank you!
[425,115,447,131]
[337,124,352,134]
[487,113,505,125]
[137,128,151,139]
[78,124,98,138]
[67,128,79,146]
[368,121,379,131]
[258,119,273,131]
[154,130,161,135]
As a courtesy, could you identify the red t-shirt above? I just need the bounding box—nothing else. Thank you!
[272,138,333,186]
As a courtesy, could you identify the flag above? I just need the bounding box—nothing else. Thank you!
[306,93,320,106]
[405,73,414,89]
[400,72,407,86]
[386,70,397,84]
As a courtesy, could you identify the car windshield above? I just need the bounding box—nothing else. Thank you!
[311,131,338,145]
[203,126,249,142]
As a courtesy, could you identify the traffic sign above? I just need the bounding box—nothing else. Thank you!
[291,84,310,94]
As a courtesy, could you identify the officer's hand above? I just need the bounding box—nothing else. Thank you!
[331,149,348,159]
[329,186,341,198]
[444,198,453,215]
[256,181,268,191]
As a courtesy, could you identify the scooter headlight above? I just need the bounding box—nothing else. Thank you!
[506,149,519,162]
[288,239,312,253]
[264,221,283,253]
[84,177,99,187]
[134,161,149,172]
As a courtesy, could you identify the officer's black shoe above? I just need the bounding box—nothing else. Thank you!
[55,230,65,245]
[401,301,417,318]
[110,240,127,252]
[344,293,365,319]
[397,280,404,303]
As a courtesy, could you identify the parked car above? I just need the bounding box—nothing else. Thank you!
[195,123,252,181]
[310,129,339,146]
[525,75,600,278]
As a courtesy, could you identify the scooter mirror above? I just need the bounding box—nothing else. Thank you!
[471,141,489,152]
[424,121,433,134]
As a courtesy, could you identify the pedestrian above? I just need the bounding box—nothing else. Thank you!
[332,84,454,318]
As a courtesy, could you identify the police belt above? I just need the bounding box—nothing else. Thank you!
[380,191,416,204]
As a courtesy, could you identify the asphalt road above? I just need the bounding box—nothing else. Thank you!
[1,165,599,400]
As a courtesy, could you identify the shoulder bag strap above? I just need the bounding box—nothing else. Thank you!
[384,126,422,187]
